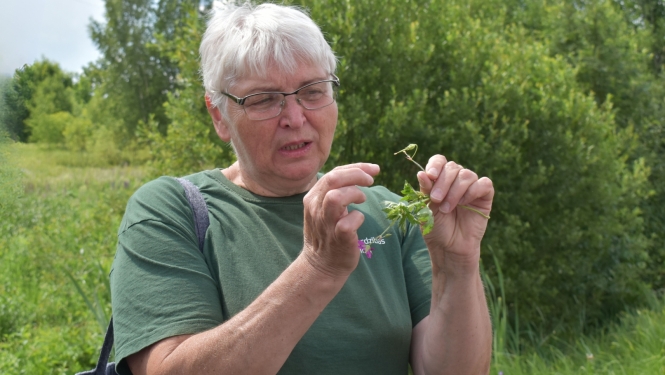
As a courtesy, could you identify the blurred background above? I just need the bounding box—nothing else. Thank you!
[0,0,664,373]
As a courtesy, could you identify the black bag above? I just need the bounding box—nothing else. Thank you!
[76,177,209,375]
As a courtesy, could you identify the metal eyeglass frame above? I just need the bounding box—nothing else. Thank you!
[220,74,340,118]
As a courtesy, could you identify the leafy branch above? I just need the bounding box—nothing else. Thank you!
[380,144,489,237]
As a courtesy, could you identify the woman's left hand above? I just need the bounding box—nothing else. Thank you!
[416,154,494,272]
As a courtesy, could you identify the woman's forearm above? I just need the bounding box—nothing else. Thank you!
[413,258,492,375]
[129,254,348,375]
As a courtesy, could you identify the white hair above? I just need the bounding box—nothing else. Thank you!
[200,2,337,110]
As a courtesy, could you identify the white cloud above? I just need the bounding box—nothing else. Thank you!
[0,0,105,76]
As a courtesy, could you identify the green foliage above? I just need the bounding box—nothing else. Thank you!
[26,111,69,145]
[527,0,665,293]
[139,4,235,177]
[0,133,21,214]
[0,144,147,373]
[3,58,154,165]
[2,59,72,142]
[62,113,95,152]
[22,63,77,145]
[383,181,434,235]
[615,0,665,74]
[0,76,10,134]
[288,0,655,336]
[489,294,665,374]
[88,0,208,139]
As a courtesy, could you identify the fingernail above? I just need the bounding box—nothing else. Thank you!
[427,168,438,177]
[440,202,451,213]
[430,188,443,201]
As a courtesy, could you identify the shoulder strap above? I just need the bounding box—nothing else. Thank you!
[79,178,210,375]
[175,177,210,252]
[75,319,115,375]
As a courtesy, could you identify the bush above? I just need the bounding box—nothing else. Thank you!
[298,0,652,335]
[63,115,94,152]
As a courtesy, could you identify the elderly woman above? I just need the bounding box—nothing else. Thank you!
[110,3,493,375]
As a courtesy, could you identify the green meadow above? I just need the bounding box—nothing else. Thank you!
[1,143,663,374]
[0,143,145,373]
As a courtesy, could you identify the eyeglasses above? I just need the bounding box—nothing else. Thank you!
[221,75,340,121]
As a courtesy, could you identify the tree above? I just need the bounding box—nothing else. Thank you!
[0,76,10,135]
[2,59,72,142]
[89,0,209,141]
[614,0,665,73]
[90,0,172,139]
[3,59,73,142]
[536,0,665,291]
[139,2,233,176]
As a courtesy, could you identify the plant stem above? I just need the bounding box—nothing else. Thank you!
[378,221,395,239]
[459,205,491,219]
[406,156,426,172]
[396,145,490,220]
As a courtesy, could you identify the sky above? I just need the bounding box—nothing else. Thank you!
[0,0,106,77]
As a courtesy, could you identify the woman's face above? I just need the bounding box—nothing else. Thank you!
[210,62,338,196]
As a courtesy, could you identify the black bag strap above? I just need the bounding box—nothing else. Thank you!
[74,319,116,375]
[77,177,209,375]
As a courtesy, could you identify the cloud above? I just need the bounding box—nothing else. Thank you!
[0,0,105,76]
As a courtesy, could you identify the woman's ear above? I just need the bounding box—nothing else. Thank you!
[206,94,231,142]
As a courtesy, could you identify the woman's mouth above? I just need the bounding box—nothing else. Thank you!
[279,141,313,157]
[281,142,309,151]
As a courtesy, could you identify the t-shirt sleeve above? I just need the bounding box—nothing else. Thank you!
[110,177,223,373]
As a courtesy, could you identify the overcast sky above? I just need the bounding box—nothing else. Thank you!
[0,0,106,77]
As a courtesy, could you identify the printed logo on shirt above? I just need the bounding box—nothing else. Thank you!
[357,236,385,259]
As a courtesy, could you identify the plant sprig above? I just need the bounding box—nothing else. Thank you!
[380,144,489,237]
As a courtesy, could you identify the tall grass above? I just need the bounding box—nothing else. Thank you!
[0,143,147,374]
[484,256,665,374]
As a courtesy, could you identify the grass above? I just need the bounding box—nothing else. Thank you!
[489,299,665,374]
[0,143,147,374]
[0,142,664,374]
[485,258,665,375]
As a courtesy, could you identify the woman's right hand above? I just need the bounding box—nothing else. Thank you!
[301,163,380,279]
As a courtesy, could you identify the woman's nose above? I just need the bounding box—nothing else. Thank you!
[278,95,306,128]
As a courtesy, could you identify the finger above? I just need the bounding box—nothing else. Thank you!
[321,186,367,223]
[429,161,463,205]
[335,210,366,239]
[317,166,377,193]
[439,168,478,213]
[417,171,433,195]
[331,163,380,177]
[458,177,494,210]
[424,154,448,181]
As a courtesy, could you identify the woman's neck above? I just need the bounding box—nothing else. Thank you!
[221,162,317,197]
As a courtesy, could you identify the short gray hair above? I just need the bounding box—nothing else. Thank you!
[200,2,337,110]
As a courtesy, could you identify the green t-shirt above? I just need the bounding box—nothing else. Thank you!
[110,169,432,374]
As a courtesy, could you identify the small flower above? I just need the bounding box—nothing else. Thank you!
[586,352,594,360]
[357,240,374,259]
